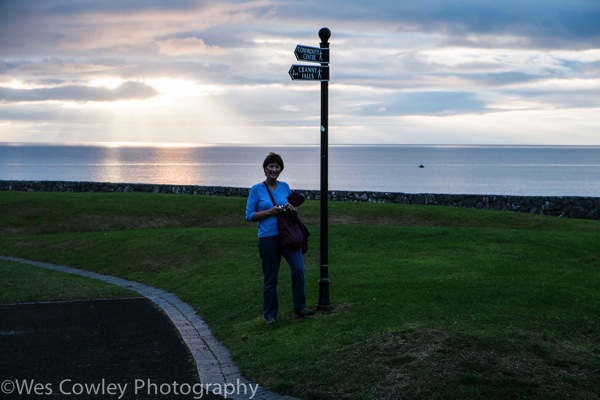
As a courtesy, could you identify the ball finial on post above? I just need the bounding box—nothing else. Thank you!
[319,27,331,42]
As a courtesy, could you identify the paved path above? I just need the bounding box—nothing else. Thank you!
[1,298,216,400]
[0,256,299,400]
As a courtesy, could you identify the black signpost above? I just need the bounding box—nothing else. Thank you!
[289,28,332,310]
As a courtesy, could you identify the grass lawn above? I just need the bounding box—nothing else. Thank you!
[1,191,599,399]
[0,259,138,303]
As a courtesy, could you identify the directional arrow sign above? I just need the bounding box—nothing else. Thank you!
[288,64,330,81]
[294,44,330,63]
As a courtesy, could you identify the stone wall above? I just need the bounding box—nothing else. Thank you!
[1,180,599,220]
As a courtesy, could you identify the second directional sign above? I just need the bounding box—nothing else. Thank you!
[288,65,330,81]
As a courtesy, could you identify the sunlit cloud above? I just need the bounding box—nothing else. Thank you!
[89,78,124,89]
[156,38,227,56]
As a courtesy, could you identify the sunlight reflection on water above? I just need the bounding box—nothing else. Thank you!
[1,144,600,196]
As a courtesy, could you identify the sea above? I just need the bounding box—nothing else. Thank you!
[1,144,599,197]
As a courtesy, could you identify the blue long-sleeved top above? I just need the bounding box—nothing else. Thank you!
[245,181,291,237]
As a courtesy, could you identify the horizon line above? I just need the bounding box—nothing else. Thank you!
[2,141,600,149]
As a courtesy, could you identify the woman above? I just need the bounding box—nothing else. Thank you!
[245,152,315,325]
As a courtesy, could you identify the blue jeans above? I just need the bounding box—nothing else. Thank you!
[258,235,307,320]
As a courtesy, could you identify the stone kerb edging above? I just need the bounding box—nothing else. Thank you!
[1,180,599,220]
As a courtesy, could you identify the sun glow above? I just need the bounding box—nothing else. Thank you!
[88,78,124,89]
[147,77,222,97]
[1,79,44,89]
[50,75,253,144]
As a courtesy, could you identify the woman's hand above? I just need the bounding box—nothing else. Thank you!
[272,204,295,214]
[270,205,284,215]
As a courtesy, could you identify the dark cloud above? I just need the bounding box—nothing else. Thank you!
[276,0,600,49]
[0,0,200,17]
[3,1,598,66]
[0,81,158,103]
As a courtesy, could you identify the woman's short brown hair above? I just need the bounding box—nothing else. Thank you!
[263,152,284,171]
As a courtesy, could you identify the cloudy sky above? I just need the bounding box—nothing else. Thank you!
[1,0,599,145]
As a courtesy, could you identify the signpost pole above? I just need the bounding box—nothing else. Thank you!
[317,27,332,310]
[289,28,332,310]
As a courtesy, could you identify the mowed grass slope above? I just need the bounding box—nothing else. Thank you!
[1,191,599,399]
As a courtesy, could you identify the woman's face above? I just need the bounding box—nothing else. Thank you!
[264,163,282,180]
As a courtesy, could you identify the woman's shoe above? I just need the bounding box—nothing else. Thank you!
[294,308,315,318]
